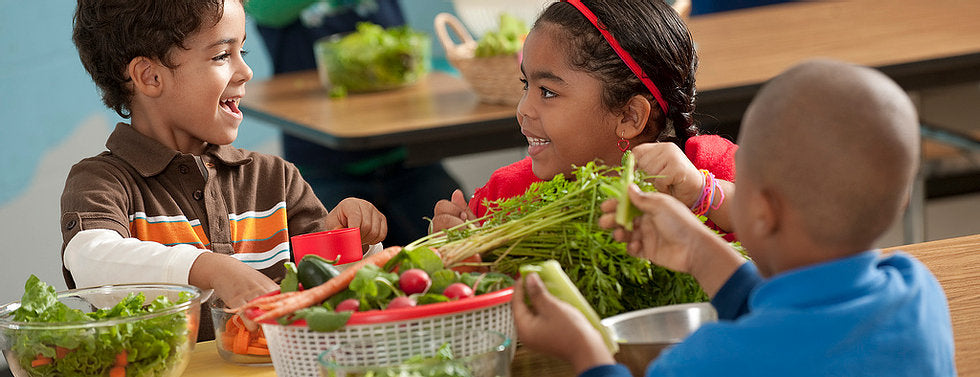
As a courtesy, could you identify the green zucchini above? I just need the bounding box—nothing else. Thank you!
[520,260,619,354]
[297,254,342,289]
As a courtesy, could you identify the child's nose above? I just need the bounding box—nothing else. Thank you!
[516,94,535,122]
[235,59,253,84]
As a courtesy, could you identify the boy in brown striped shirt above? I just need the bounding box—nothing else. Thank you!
[63,0,387,339]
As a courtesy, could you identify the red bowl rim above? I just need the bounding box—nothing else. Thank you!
[245,287,513,326]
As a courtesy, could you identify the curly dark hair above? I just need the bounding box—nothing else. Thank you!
[536,0,699,148]
[72,0,231,118]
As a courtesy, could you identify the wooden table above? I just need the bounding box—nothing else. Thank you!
[240,0,980,162]
[241,71,523,165]
[689,0,980,130]
[181,234,980,376]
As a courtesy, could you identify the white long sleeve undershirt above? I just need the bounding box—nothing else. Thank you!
[63,229,206,288]
[64,229,385,288]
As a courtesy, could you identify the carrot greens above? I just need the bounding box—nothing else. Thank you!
[412,160,724,318]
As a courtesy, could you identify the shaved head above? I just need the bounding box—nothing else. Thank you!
[738,59,919,250]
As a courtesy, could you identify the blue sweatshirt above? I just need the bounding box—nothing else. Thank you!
[582,251,956,377]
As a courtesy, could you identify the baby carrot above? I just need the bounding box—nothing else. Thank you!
[233,322,250,355]
[30,355,53,367]
[115,350,128,367]
[109,365,126,377]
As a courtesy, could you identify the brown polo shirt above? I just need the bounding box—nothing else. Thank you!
[60,123,330,340]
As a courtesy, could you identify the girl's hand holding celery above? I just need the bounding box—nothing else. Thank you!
[632,142,735,232]
[598,185,744,298]
[430,189,477,233]
[326,197,388,245]
[511,273,615,375]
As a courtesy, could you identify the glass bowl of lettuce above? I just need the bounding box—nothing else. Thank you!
[314,22,431,97]
[0,275,201,377]
[317,329,512,377]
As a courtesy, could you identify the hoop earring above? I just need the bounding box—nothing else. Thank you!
[617,138,630,152]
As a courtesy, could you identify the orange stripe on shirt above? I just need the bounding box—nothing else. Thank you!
[129,218,210,248]
[228,206,289,254]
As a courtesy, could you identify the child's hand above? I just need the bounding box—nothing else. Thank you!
[326,198,387,245]
[600,186,702,273]
[190,252,280,309]
[512,273,615,374]
[632,142,704,208]
[430,190,476,233]
[599,185,743,297]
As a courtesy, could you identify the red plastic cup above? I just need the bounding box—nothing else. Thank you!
[290,228,362,265]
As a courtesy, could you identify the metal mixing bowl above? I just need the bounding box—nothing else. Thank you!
[601,302,717,376]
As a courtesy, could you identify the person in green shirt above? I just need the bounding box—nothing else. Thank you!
[246,0,463,247]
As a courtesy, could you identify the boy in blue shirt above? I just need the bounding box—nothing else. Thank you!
[512,59,956,376]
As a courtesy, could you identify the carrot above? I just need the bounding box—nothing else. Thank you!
[254,336,268,346]
[225,315,240,333]
[222,332,237,351]
[55,346,71,359]
[246,346,271,355]
[450,254,485,273]
[235,246,402,321]
[233,319,251,355]
[115,350,127,367]
[185,312,198,340]
[31,355,53,367]
[109,365,126,377]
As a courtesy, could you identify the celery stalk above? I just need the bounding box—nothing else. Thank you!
[616,152,637,230]
[520,260,619,354]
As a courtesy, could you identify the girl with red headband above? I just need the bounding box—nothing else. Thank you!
[431,0,736,237]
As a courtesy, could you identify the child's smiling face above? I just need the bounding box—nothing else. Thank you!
[517,23,626,180]
[153,0,252,154]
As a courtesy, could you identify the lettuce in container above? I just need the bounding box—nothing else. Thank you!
[315,22,431,97]
[0,275,201,377]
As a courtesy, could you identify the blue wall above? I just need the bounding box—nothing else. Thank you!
[0,0,456,304]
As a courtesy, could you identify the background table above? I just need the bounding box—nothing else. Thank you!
[183,234,980,376]
[242,71,523,165]
[240,0,980,160]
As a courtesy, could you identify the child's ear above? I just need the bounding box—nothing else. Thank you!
[127,57,163,98]
[616,94,653,139]
[754,188,781,237]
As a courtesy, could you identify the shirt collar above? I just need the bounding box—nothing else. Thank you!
[749,250,884,310]
[105,123,252,177]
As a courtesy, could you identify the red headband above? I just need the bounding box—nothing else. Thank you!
[561,0,669,115]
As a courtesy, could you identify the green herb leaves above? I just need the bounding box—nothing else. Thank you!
[413,160,709,318]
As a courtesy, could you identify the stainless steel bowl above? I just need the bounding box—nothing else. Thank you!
[601,302,717,376]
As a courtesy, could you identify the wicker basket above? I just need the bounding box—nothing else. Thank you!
[248,288,516,377]
[435,12,523,106]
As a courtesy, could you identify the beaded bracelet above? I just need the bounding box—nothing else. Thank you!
[690,169,724,217]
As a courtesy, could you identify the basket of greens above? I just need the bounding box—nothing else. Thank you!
[314,22,431,97]
[239,247,516,377]
[0,276,201,377]
[434,12,528,105]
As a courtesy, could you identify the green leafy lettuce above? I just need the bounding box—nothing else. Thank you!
[5,275,193,377]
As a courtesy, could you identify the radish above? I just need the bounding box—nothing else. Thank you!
[386,296,417,310]
[335,298,360,312]
[398,268,432,295]
[443,283,474,300]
